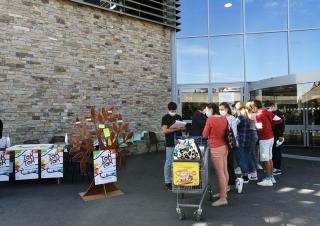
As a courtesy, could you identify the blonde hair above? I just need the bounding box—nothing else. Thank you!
[245,101,255,114]
[235,102,249,118]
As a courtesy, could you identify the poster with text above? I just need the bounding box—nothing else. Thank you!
[0,151,10,181]
[15,150,39,180]
[173,162,200,186]
[93,150,117,185]
[41,147,64,178]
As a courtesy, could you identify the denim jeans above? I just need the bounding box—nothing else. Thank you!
[236,146,249,175]
[164,147,174,184]
[248,130,258,173]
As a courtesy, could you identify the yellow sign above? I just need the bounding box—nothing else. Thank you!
[173,162,200,186]
[99,124,105,129]
[103,128,110,137]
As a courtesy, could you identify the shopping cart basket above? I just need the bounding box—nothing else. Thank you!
[172,136,213,221]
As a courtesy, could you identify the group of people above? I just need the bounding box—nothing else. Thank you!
[161,100,285,207]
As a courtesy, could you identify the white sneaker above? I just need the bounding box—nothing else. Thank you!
[227,185,231,192]
[235,178,244,193]
[248,171,258,181]
[271,176,276,184]
[257,179,273,186]
[235,167,242,175]
[257,164,263,170]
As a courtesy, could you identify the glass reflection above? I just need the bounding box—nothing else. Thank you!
[177,0,208,37]
[246,33,288,82]
[210,0,242,34]
[246,0,287,32]
[177,38,209,84]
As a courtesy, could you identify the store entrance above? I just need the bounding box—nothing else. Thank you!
[250,82,320,147]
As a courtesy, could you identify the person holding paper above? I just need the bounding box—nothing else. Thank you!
[253,100,283,186]
[161,102,184,191]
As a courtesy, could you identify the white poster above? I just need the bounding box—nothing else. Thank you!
[0,151,10,181]
[41,147,64,179]
[93,150,117,185]
[15,150,39,180]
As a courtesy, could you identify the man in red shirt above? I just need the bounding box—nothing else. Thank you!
[253,100,282,186]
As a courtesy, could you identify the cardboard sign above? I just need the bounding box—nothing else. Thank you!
[41,147,63,178]
[93,150,117,185]
[0,151,10,181]
[173,162,200,186]
[15,150,39,180]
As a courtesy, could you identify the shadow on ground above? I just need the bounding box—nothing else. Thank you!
[0,152,320,226]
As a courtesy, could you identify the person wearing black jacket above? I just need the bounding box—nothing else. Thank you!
[0,119,3,139]
[190,103,207,136]
[264,101,285,175]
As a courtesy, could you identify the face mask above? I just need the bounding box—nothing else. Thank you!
[205,111,212,117]
[168,111,176,116]
[219,110,227,116]
[267,107,273,112]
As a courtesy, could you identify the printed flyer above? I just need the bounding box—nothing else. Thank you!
[15,150,39,180]
[41,147,64,178]
[93,150,117,185]
[173,162,200,186]
[0,151,10,181]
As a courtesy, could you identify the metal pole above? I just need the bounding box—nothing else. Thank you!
[242,0,248,102]
[207,0,213,103]
[171,30,178,103]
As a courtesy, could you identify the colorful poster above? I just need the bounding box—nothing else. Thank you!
[0,151,10,181]
[15,150,39,180]
[41,147,64,178]
[93,150,117,185]
[173,162,200,186]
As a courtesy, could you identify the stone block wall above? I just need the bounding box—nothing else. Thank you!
[0,0,172,145]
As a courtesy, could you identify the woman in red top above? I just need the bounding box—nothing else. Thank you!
[203,103,228,207]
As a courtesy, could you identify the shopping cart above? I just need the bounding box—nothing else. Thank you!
[172,136,213,221]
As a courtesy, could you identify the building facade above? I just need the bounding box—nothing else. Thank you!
[0,0,179,144]
[176,0,320,147]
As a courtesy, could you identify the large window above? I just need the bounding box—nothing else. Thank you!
[246,0,287,32]
[210,0,243,35]
[210,35,244,83]
[290,0,320,29]
[246,32,288,82]
[177,0,208,37]
[290,30,320,75]
[177,38,209,84]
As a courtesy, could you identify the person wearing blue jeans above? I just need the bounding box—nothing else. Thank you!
[161,102,184,191]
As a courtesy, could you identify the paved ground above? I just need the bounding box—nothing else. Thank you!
[1,152,320,226]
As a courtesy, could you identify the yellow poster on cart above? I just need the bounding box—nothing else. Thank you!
[173,162,200,186]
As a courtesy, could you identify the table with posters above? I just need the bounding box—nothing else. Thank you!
[0,144,64,182]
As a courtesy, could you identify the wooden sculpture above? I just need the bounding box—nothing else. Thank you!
[68,107,134,201]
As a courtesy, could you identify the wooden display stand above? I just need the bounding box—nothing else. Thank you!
[79,181,123,201]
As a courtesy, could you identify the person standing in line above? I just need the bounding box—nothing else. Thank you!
[219,102,243,194]
[253,100,283,186]
[161,102,185,191]
[246,101,259,181]
[264,101,285,176]
[190,103,207,136]
[234,102,251,184]
[203,103,229,207]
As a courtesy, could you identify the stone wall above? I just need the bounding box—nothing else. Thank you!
[0,0,172,145]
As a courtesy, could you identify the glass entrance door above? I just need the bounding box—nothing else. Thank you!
[250,82,320,147]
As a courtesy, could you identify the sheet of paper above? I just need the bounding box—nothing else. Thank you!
[170,120,187,129]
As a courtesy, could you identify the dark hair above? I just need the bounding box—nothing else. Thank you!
[219,102,232,115]
[167,102,177,110]
[207,103,219,115]
[253,100,263,109]
[264,100,274,108]
[197,103,207,111]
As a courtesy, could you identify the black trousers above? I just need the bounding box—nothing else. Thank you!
[227,149,237,185]
[272,143,282,170]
